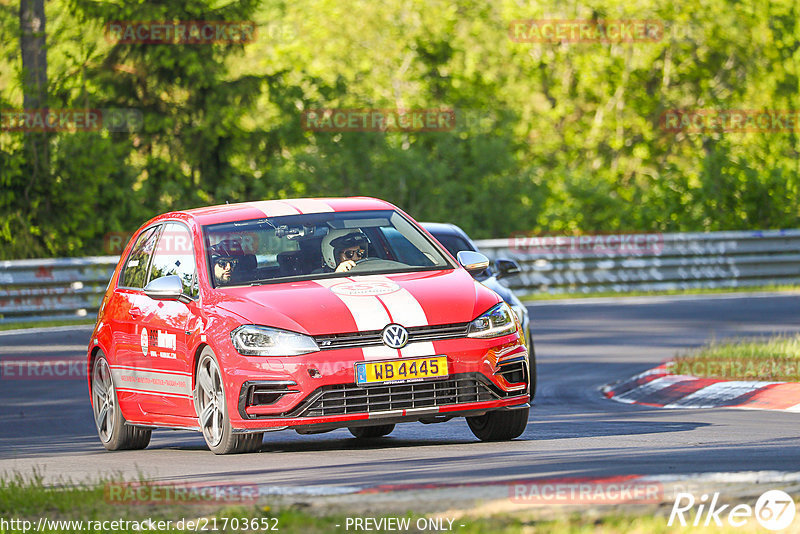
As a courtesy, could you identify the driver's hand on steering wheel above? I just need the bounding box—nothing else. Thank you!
[335,260,356,273]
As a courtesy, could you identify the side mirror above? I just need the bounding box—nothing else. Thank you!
[495,258,521,279]
[144,275,190,303]
[457,250,490,276]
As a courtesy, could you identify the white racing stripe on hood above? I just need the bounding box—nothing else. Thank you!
[354,275,435,358]
[315,278,391,330]
[315,275,438,360]
[314,278,396,360]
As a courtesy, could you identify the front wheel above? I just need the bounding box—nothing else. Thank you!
[195,347,263,454]
[91,352,151,451]
[466,408,528,442]
[527,334,537,399]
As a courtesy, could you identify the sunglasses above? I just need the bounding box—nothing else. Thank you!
[341,248,366,260]
[215,259,238,269]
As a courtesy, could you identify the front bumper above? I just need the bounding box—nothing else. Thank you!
[221,332,530,432]
[232,398,531,434]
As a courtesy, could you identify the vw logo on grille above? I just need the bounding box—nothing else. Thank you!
[382,324,409,349]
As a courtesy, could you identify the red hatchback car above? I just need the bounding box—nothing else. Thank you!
[88,197,531,454]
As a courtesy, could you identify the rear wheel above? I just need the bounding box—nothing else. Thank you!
[348,424,395,439]
[466,408,528,442]
[91,352,151,451]
[195,347,263,454]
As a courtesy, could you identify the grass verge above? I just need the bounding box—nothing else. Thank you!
[0,472,701,533]
[670,334,800,382]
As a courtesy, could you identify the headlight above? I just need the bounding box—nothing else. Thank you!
[467,302,518,339]
[231,325,319,356]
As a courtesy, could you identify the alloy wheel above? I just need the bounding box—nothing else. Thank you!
[197,354,225,447]
[92,357,116,443]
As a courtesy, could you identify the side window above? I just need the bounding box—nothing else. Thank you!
[148,222,198,298]
[120,226,161,288]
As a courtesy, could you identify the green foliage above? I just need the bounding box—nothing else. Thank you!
[1,0,799,258]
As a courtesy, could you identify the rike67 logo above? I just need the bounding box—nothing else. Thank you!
[669,490,796,530]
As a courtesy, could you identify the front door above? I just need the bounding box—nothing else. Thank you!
[136,222,199,418]
[109,225,162,418]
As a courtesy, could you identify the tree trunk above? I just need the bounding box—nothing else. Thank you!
[19,0,49,203]
[20,0,47,109]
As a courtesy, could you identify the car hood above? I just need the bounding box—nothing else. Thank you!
[480,276,515,304]
[210,269,501,336]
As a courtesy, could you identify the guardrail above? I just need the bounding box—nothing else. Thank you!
[1,229,798,324]
[0,257,118,325]
[475,229,800,295]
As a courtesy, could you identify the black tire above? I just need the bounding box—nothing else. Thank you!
[240,432,264,453]
[195,347,262,454]
[348,424,395,439]
[527,333,537,399]
[91,352,151,451]
[466,408,529,442]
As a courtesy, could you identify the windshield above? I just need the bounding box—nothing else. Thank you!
[203,210,454,287]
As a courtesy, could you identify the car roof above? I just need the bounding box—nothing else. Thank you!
[164,197,397,227]
[420,222,476,245]
[420,222,468,237]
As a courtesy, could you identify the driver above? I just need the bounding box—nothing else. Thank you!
[209,240,243,285]
[321,229,369,273]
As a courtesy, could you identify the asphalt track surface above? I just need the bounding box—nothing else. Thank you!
[1,293,799,490]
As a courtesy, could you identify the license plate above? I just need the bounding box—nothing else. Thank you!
[355,356,448,386]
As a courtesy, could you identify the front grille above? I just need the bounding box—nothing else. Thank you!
[314,322,470,350]
[286,374,500,417]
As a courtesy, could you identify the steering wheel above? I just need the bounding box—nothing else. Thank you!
[349,257,406,273]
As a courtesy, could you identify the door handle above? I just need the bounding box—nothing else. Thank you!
[129,307,143,318]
